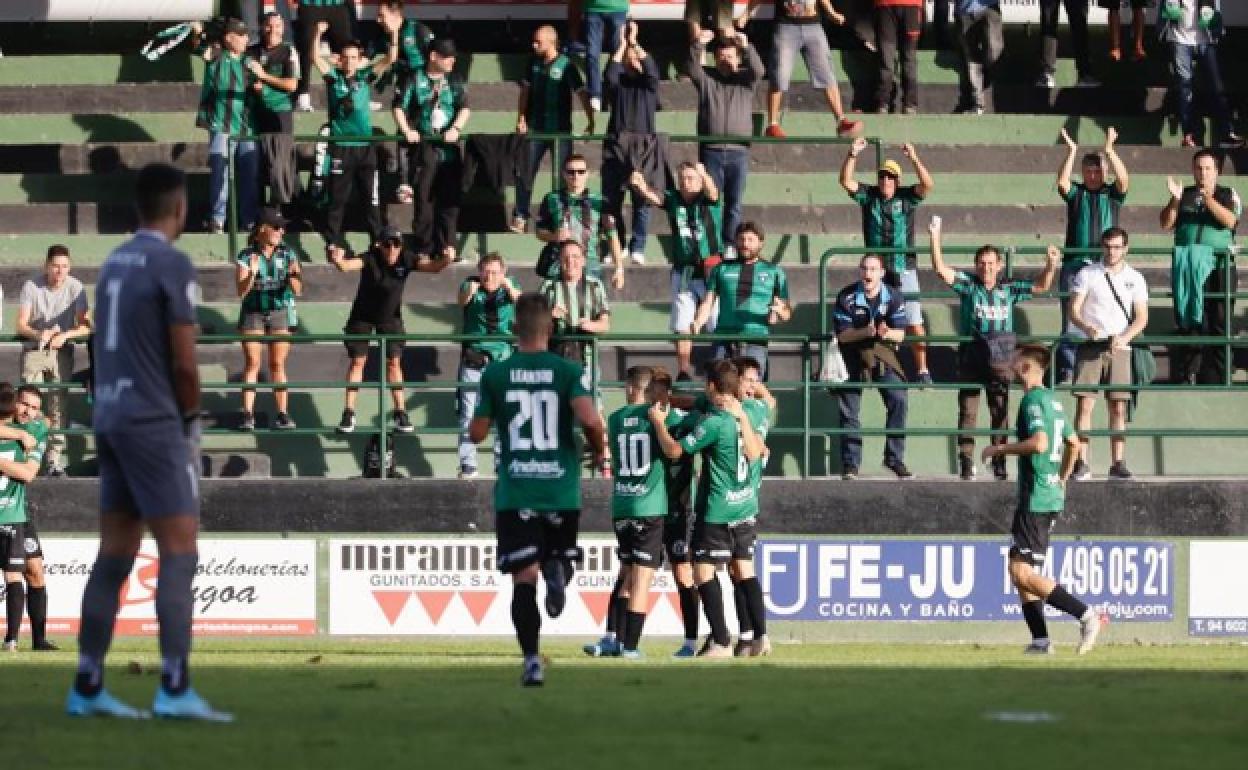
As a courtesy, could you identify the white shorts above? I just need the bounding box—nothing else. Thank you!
[898,268,924,327]
[670,268,717,333]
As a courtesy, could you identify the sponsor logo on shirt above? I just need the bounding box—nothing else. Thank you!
[508,459,566,479]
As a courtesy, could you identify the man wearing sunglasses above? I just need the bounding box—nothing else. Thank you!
[536,154,624,289]
[330,226,452,435]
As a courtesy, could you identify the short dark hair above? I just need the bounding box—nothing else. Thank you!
[860,253,885,269]
[733,356,761,376]
[46,244,70,261]
[514,292,553,340]
[380,0,404,9]
[707,359,739,396]
[1016,344,1050,370]
[478,251,505,269]
[974,244,1002,262]
[1081,152,1104,168]
[563,153,588,169]
[558,239,584,257]
[1101,226,1129,246]
[16,384,42,405]
[261,11,283,23]
[341,39,364,54]
[135,163,186,224]
[678,161,698,173]
[1193,148,1219,166]
[735,221,764,241]
[625,366,655,390]
[0,383,15,420]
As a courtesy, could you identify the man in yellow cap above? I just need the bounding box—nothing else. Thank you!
[839,138,935,383]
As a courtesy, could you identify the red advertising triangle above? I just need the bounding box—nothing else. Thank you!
[415,591,456,625]
[580,591,613,627]
[665,591,683,615]
[645,591,664,615]
[371,590,414,626]
[458,591,497,625]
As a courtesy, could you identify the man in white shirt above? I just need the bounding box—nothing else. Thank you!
[16,245,90,475]
[1069,227,1149,481]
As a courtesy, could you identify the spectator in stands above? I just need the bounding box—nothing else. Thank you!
[873,0,924,113]
[1102,0,1148,62]
[541,240,612,394]
[312,18,399,252]
[582,1,630,116]
[690,222,791,380]
[687,28,764,252]
[1054,126,1129,384]
[1158,1,1243,148]
[929,219,1060,481]
[511,26,594,235]
[1161,149,1242,384]
[294,0,354,112]
[235,208,302,432]
[953,0,1003,115]
[382,0,434,85]
[393,38,470,263]
[197,18,258,234]
[832,253,911,480]
[601,20,659,266]
[1069,226,1148,480]
[738,0,862,137]
[329,226,452,435]
[536,153,624,288]
[1038,0,1097,88]
[840,137,935,383]
[246,12,301,214]
[457,253,522,479]
[630,162,724,381]
[16,245,89,477]
[685,0,736,42]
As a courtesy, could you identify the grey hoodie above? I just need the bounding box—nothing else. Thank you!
[686,38,764,150]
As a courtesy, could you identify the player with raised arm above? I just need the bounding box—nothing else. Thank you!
[981,344,1103,656]
[469,293,607,686]
[650,360,762,657]
[66,164,231,722]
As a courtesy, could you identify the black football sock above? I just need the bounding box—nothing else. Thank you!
[740,577,767,637]
[677,584,700,642]
[1021,600,1049,641]
[609,596,629,641]
[27,585,47,645]
[76,554,134,696]
[4,581,24,643]
[623,611,647,651]
[511,583,541,658]
[697,580,731,647]
[156,553,198,695]
[1045,586,1089,621]
[605,579,624,636]
[732,580,753,637]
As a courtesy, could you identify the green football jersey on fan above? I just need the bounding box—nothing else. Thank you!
[681,409,757,524]
[0,434,31,525]
[1016,387,1075,514]
[475,350,590,512]
[608,404,680,519]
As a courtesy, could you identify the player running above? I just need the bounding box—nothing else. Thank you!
[981,344,1103,655]
[470,292,607,686]
[66,163,232,721]
[0,384,56,650]
[650,360,763,658]
[0,384,43,653]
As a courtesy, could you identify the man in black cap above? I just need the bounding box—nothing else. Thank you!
[393,38,471,262]
[197,18,259,234]
[328,227,453,434]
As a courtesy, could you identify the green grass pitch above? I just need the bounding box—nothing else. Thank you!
[4,639,1246,769]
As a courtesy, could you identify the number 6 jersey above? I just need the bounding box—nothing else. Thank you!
[475,350,590,512]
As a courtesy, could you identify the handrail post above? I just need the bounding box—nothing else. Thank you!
[1225,251,1234,387]
[591,336,600,479]
[1004,245,1015,280]
[873,138,883,172]
[379,334,389,479]
[227,134,238,257]
[802,337,811,479]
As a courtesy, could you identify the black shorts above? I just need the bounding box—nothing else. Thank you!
[692,517,758,565]
[0,523,38,572]
[614,517,664,569]
[344,318,405,360]
[495,509,581,574]
[1009,508,1058,568]
[1097,0,1148,9]
[663,508,695,565]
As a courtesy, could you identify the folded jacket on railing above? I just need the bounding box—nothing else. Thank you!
[1171,244,1217,329]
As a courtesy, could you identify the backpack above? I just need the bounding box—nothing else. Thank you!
[363,433,399,478]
